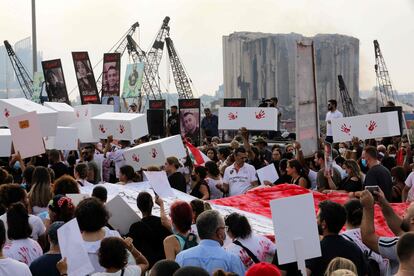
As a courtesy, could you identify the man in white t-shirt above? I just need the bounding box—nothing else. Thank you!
[403,169,414,202]
[325,99,343,144]
[0,220,32,276]
[220,147,258,196]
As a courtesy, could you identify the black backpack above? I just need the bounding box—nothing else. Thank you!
[175,233,198,250]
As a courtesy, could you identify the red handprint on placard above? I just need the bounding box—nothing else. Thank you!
[4,108,10,118]
[340,123,351,135]
[366,120,377,133]
[76,110,80,118]
[151,148,158,158]
[132,153,140,163]
[255,110,265,120]
[228,112,238,120]
[119,125,125,134]
[98,124,106,134]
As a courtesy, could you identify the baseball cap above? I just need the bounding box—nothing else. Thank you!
[246,262,282,276]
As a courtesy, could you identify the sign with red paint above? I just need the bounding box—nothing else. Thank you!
[218,107,278,130]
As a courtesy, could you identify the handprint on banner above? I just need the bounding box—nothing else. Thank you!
[366,120,377,134]
[132,153,140,163]
[255,110,265,120]
[98,124,106,134]
[151,148,158,158]
[228,112,238,120]
[76,110,80,118]
[4,108,10,118]
[119,125,125,134]
[340,123,351,135]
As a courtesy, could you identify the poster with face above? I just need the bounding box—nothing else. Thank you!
[41,59,70,104]
[179,99,201,146]
[223,98,246,107]
[72,52,100,105]
[101,53,121,112]
[122,63,144,99]
[31,72,44,104]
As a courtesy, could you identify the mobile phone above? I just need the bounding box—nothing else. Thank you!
[365,185,380,196]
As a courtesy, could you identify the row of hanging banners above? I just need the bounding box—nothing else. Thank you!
[35,52,145,111]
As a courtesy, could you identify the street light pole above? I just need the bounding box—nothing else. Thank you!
[31,0,37,76]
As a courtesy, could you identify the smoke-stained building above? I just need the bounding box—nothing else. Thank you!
[222,32,359,118]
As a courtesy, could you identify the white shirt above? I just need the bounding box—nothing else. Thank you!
[405,171,414,202]
[92,265,141,276]
[3,238,43,265]
[333,161,347,180]
[308,169,318,190]
[225,234,276,269]
[0,213,46,241]
[325,110,343,136]
[223,163,258,196]
[106,147,128,178]
[206,177,224,199]
[0,257,32,276]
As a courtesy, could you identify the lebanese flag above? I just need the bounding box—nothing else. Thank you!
[184,140,210,166]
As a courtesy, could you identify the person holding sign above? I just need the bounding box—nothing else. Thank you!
[325,99,343,144]
[305,201,367,276]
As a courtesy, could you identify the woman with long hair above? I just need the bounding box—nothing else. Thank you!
[326,159,363,193]
[28,166,52,216]
[287,159,310,188]
[204,161,224,199]
[118,165,137,185]
[206,148,219,163]
[3,202,43,265]
[189,166,210,200]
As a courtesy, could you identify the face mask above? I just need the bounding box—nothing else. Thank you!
[343,172,349,178]
[361,159,367,168]
[339,148,346,155]
[389,154,396,158]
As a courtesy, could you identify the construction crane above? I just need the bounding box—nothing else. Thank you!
[165,36,194,99]
[142,16,170,101]
[374,40,397,105]
[337,75,357,117]
[3,40,33,99]
[96,22,140,94]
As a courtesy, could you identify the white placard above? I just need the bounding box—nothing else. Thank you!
[257,164,279,185]
[44,102,76,126]
[143,171,175,198]
[57,218,94,276]
[8,111,45,159]
[106,195,141,235]
[218,107,278,130]
[270,193,321,269]
[0,129,12,157]
[44,127,78,150]
[66,193,89,206]
[332,111,400,143]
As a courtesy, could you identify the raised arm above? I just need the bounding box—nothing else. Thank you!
[360,190,380,253]
[155,196,172,231]
[376,189,404,236]
[124,237,149,274]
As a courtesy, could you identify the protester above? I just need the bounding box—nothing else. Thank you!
[29,221,64,276]
[92,186,108,203]
[206,148,219,163]
[201,108,219,139]
[52,175,80,196]
[175,210,245,275]
[165,157,187,193]
[287,159,310,188]
[3,202,43,265]
[190,199,210,237]
[149,259,180,276]
[394,232,414,276]
[48,195,75,223]
[128,192,171,268]
[74,163,94,187]
[314,151,341,192]
[391,166,406,202]
[305,200,367,276]
[28,166,52,215]
[324,257,358,276]
[167,106,180,136]
[48,150,69,179]
[220,147,258,196]
[224,212,276,269]
[403,165,414,202]
[190,166,210,200]
[245,262,281,276]
[0,220,32,276]
[118,165,137,185]
[204,161,224,200]
[326,160,363,193]
[163,201,197,260]
[173,266,210,276]
[81,146,101,184]
[325,99,343,143]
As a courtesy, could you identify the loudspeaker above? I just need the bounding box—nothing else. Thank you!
[147,109,165,137]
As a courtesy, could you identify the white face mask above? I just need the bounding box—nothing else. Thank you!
[389,154,396,158]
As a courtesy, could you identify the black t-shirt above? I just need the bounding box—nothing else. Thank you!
[50,162,69,179]
[168,113,180,135]
[338,177,363,192]
[190,180,210,199]
[168,172,187,193]
[364,164,393,201]
[30,253,62,276]
[128,216,171,268]
[306,235,367,276]
[274,174,292,185]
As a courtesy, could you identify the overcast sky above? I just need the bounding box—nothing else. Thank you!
[1,0,413,99]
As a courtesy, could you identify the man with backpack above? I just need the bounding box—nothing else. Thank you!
[175,210,246,275]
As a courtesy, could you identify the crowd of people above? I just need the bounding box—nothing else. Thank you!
[0,98,413,276]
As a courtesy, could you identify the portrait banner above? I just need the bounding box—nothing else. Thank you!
[41,59,70,104]
[223,98,246,107]
[31,72,44,104]
[122,63,144,99]
[101,53,121,112]
[179,99,201,146]
[72,52,100,104]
